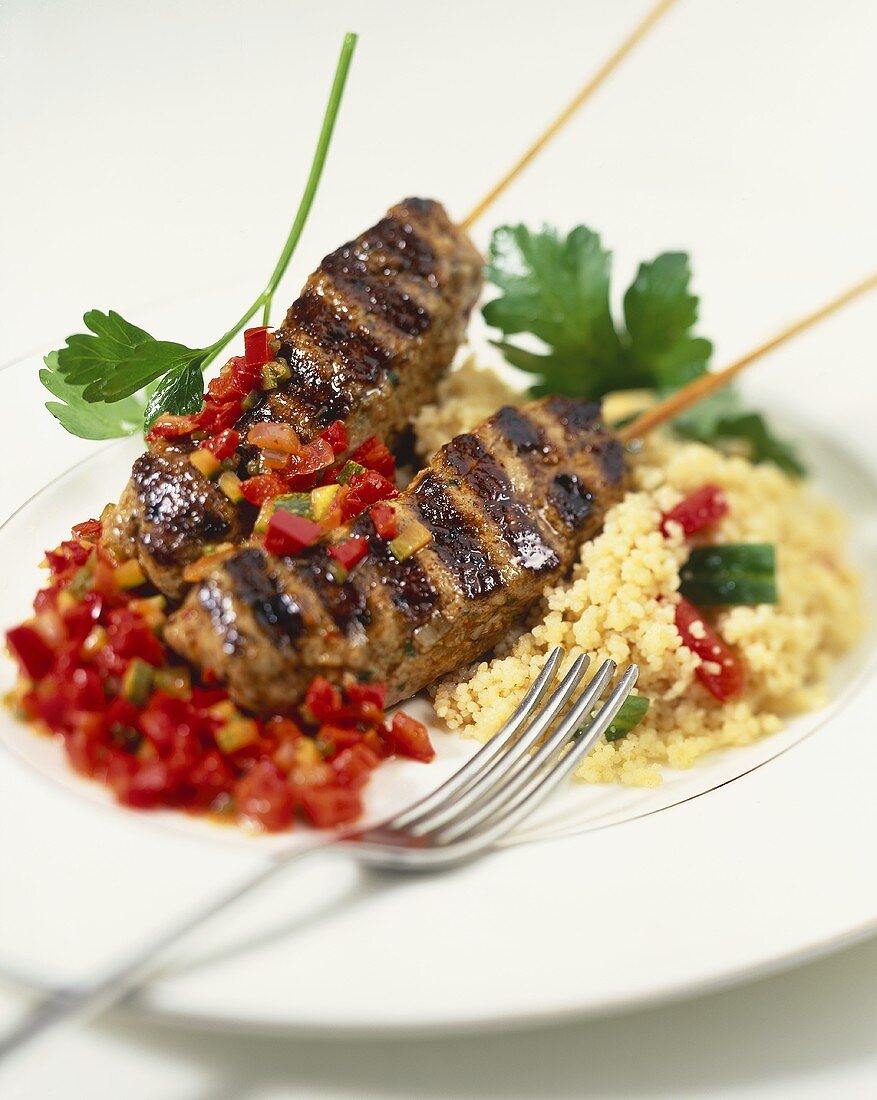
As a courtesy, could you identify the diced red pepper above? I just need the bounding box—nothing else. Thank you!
[316,723,366,753]
[72,518,103,542]
[298,785,362,828]
[386,711,435,762]
[320,420,349,455]
[235,760,294,831]
[341,471,399,521]
[346,681,387,711]
[203,428,240,461]
[328,537,368,572]
[661,484,729,538]
[674,596,745,701]
[331,743,382,789]
[240,473,287,506]
[264,511,323,557]
[6,625,55,679]
[369,503,398,540]
[244,326,273,368]
[229,355,263,397]
[305,676,343,722]
[351,435,396,480]
[195,399,240,435]
[187,750,236,808]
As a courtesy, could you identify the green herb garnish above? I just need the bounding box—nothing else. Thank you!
[679,543,778,606]
[484,224,804,474]
[42,32,358,438]
[600,693,651,743]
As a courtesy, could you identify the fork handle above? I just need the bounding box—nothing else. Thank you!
[0,843,325,1068]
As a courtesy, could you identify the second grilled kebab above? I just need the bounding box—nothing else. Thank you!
[165,396,625,711]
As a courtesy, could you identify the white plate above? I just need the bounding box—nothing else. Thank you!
[1,345,876,1035]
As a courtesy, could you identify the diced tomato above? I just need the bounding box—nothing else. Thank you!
[264,512,323,557]
[235,760,294,831]
[341,471,399,521]
[346,681,387,711]
[351,436,396,480]
[320,420,349,455]
[298,785,362,828]
[385,712,435,762]
[369,503,398,540]
[331,743,382,789]
[661,484,729,538]
[328,537,368,571]
[305,676,343,722]
[674,596,745,701]
[244,326,273,368]
[240,473,287,506]
[6,625,54,679]
[203,429,240,461]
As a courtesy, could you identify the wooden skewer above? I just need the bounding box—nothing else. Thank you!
[460,0,681,230]
[619,270,877,442]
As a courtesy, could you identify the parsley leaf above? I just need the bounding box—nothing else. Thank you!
[143,360,206,429]
[53,310,209,404]
[484,225,623,397]
[484,223,805,475]
[623,253,713,388]
[40,352,145,440]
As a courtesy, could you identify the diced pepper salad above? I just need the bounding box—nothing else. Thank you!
[4,334,439,832]
[3,516,434,831]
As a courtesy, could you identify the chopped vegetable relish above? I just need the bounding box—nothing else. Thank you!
[4,518,434,832]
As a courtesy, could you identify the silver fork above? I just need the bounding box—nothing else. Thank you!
[0,647,637,1061]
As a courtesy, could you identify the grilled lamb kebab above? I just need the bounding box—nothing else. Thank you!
[104,198,482,600]
[165,396,625,712]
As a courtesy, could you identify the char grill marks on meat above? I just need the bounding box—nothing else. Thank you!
[102,198,483,600]
[164,396,625,712]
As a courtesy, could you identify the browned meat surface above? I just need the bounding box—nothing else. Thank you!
[104,198,482,600]
[165,396,625,712]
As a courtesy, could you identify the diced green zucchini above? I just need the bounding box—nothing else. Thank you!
[389,520,432,561]
[114,559,146,589]
[216,717,259,754]
[311,483,340,520]
[680,544,778,606]
[274,493,313,518]
[337,460,366,484]
[121,659,154,706]
[218,471,244,503]
[153,666,192,699]
[604,694,651,742]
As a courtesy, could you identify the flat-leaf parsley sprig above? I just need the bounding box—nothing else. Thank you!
[483,223,804,475]
[42,31,358,440]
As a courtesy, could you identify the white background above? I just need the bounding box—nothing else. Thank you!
[2,0,877,1096]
